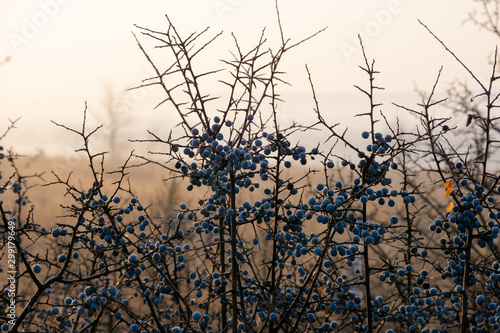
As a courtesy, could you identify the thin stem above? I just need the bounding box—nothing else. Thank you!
[362,202,373,333]
[460,230,473,333]
[480,47,498,187]
[219,215,228,332]
[230,171,239,332]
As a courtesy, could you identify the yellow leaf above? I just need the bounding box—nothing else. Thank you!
[446,201,454,212]
[444,180,453,196]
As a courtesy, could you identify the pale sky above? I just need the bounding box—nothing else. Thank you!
[0,0,497,156]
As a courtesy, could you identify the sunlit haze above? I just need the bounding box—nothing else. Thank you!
[0,0,497,156]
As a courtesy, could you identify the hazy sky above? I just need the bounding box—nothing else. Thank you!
[0,0,498,156]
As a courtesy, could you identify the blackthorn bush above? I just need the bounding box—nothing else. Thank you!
[1,7,500,333]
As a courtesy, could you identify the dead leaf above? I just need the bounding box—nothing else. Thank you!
[446,201,454,212]
[466,114,473,127]
[444,180,453,196]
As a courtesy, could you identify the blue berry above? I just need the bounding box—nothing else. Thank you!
[192,311,202,320]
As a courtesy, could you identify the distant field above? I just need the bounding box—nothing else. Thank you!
[15,152,449,231]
